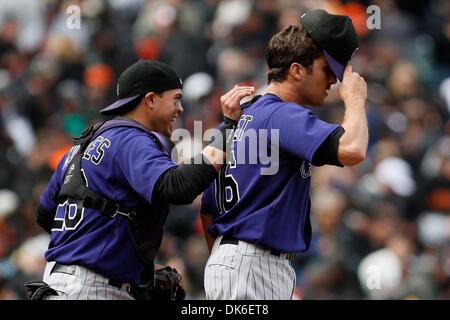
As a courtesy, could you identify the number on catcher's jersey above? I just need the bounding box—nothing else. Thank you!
[215,165,240,213]
[52,199,84,231]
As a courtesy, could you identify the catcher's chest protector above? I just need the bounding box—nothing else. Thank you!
[54,118,172,284]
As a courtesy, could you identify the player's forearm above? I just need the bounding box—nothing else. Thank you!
[153,118,237,204]
[337,65,368,166]
[201,146,226,172]
[153,154,217,205]
[201,116,239,171]
[338,98,368,166]
[36,203,55,234]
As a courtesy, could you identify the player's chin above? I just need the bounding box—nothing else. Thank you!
[166,122,175,136]
[319,90,330,105]
[314,96,326,107]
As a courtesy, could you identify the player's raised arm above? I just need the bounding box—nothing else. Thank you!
[337,65,368,166]
[151,85,254,205]
[201,85,255,171]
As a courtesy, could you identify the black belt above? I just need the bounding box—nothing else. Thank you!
[220,235,294,260]
[51,263,129,291]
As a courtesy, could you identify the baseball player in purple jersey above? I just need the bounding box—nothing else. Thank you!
[28,60,254,300]
[201,10,369,300]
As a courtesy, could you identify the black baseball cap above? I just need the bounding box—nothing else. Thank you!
[100,60,183,115]
[300,9,359,82]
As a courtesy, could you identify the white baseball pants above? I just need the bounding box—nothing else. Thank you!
[204,235,296,300]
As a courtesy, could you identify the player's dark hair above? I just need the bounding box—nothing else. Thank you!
[266,24,323,84]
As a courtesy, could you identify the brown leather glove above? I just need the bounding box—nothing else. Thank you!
[152,266,186,300]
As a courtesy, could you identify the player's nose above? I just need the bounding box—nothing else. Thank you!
[329,73,337,86]
[177,103,184,114]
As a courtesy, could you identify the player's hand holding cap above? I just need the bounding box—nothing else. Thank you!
[300,9,359,82]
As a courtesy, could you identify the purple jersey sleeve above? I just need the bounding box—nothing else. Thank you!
[115,134,177,204]
[38,153,69,212]
[269,103,339,162]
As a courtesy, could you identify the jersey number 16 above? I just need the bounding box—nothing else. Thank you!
[215,165,240,213]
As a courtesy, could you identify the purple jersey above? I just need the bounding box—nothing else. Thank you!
[39,125,176,285]
[201,94,338,253]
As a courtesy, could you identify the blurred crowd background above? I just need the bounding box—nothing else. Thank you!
[0,0,449,300]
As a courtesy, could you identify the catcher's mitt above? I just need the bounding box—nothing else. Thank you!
[152,266,186,300]
[131,266,186,300]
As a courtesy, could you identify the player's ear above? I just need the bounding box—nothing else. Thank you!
[289,63,304,81]
[144,92,156,109]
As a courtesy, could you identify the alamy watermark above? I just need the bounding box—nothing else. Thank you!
[66,5,81,30]
[365,265,382,290]
[171,121,280,176]
[65,4,382,31]
[367,5,381,30]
